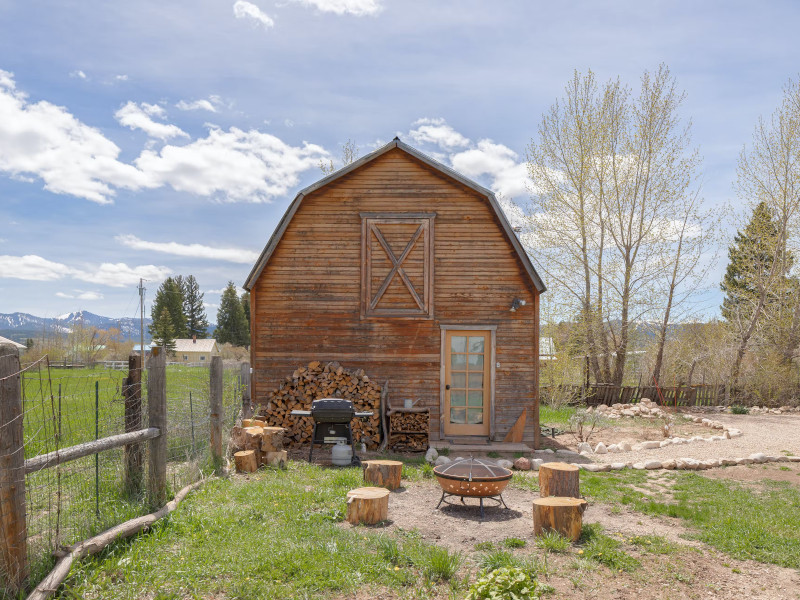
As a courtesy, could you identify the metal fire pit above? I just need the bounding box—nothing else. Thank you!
[290,398,373,464]
[433,457,512,518]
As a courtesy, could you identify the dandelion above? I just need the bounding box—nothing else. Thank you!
[394,566,400,571]
[578,550,584,554]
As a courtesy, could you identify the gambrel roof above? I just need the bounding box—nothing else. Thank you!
[244,138,546,293]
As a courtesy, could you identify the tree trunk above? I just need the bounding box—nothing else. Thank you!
[538,462,580,498]
[533,497,588,542]
[346,487,389,525]
[362,460,403,490]
[234,450,258,473]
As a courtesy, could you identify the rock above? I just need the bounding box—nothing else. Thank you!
[693,417,703,423]
[735,457,753,465]
[580,451,593,458]
[632,443,644,451]
[660,440,672,448]
[496,459,514,470]
[556,449,579,457]
[632,462,646,470]
[607,444,620,453]
[682,458,700,470]
[672,437,687,444]
[721,458,737,466]
[662,459,677,470]
[596,464,611,472]
[434,456,451,467]
[582,464,602,472]
[513,457,531,471]
[683,414,695,421]
[531,459,545,470]
[641,441,661,450]
[610,462,627,470]
[644,460,663,470]
[728,429,743,437]
[576,442,592,453]
[621,409,636,417]
[618,442,632,452]
[425,448,439,463]
[787,456,800,463]
[702,459,720,468]
[749,453,768,464]
[723,430,731,439]
[537,448,555,454]
[710,435,725,441]
[594,442,608,454]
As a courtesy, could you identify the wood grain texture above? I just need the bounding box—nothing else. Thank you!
[532,497,587,542]
[538,462,580,499]
[250,148,540,446]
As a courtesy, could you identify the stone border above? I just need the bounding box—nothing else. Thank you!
[520,453,800,472]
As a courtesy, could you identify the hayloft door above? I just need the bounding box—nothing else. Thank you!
[443,330,492,437]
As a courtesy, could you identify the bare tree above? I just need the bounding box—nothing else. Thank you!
[319,138,360,175]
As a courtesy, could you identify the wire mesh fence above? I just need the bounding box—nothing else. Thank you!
[1,351,245,596]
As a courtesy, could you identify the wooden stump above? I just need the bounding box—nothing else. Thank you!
[532,497,587,542]
[538,462,580,498]
[260,427,286,452]
[234,450,258,473]
[362,460,403,490]
[346,487,390,525]
[264,450,288,469]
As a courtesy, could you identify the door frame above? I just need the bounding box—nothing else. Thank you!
[439,324,496,440]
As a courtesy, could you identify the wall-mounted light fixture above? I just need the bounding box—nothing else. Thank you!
[509,297,526,312]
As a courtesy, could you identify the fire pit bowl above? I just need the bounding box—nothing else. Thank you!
[433,458,512,518]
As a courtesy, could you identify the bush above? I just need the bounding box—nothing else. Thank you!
[568,408,603,443]
[466,566,538,600]
[731,405,749,414]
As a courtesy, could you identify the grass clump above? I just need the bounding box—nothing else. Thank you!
[416,545,463,582]
[628,534,678,554]
[502,536,527,549]
[731,405,749,414]
[535,530,571,553]
[478,550,518,572]
[466,566,538,600]
[579,524,640,572]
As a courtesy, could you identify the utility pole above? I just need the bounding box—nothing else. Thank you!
[138,278,145,359]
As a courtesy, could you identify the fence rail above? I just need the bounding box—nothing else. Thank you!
[541,383,728,407]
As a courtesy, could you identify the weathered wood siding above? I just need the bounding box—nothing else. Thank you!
[251,148,540,445]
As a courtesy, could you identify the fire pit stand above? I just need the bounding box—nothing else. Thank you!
[433,457,513,519]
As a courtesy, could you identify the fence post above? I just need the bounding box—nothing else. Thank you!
[123,353,143,496]
[0,344,28,591]
[147,348,167,508]
[240,362,252,420]
[210,356,223,474]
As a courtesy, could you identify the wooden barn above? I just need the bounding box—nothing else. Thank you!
[244,138,546,448]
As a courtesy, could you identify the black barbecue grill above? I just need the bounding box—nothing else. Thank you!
[291,398,373,463]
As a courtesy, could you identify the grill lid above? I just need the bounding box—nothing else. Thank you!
[433,458,512,482]
[311,398,355,412]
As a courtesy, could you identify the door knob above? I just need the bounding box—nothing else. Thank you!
[445,384,450,390]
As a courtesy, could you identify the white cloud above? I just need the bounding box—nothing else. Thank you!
[56,290,104,300]
[233,1,274,28]
[409,118,470,150]
[115,75,128,81]
[116,234,259,263]
[114,101,188,141]
[176,98,218,113]
[289,0,382,16]
[134,126,328,202]
[0,254,170,287]
[0,70,152,203]
[204,288,227,295]
[70,70,87,80]
[450,139,530,199]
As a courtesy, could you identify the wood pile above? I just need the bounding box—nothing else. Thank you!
[257,361,382,449]
[388,408,429,451]
[231,420,287,472]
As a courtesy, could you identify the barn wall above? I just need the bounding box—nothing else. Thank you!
[251,148,540,445]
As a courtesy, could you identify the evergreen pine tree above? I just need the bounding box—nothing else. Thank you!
[181,275,209,338]
[149,277,187,340]
[215,282,250,347]
[241,291,251,331]
[151,306,177,355]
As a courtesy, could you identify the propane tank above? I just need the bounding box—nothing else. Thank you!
[331,441,352,466]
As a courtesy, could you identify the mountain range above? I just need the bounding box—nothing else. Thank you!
[0,311,216,344]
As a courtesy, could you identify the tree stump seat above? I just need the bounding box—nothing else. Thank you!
[362,460,403,490]
[346,487,390,525]
[532,496,588,542]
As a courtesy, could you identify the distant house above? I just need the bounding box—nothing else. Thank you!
[0,336,26,353]
[133,343,152,357]
[173,338,220,363]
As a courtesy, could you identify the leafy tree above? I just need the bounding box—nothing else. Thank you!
[215,282,250,347]
[149,277,187,340]
[150,306,177,355]
[181,275,209,339]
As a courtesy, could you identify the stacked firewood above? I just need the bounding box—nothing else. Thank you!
[231,420,287,472]
[257,361,382,449]
[388,408,429,451]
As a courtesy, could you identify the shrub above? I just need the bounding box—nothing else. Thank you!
[466,566,538,600]
[731,405,749,414]
[568,408,603,443]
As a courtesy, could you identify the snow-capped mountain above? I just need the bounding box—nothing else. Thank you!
[0,311,152,343]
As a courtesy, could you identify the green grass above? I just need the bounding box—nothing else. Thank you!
[56,462,467,599]
[581,470,800,568]
[502,537,527,549]
[578,524,640,571]
[539,404,576,427]
[534,530,571,553]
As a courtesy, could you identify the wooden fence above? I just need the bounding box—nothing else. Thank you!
[541,383,726,407]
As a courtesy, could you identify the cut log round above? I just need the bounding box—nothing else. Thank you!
[532,497,587,542]
[346,487,390,525]
[362,460,403,490]
[234,450,258,473]
[538,462,580,499]
[260,427,286,452]
[264,450,287,469]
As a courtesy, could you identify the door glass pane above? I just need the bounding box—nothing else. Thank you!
[450,407,466,424]
[450,390,466,406]
[450,336,467,353]
[468,353,483,368]
[452,373,466,388]
[467,409,483,424]
[468,373,483,388]
[468,390,483,406]
[468,336,485,353]
[451,353,466,368]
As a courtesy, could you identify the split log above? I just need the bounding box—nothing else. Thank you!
[264,451,287,469]
[387,408,430,451]
[26,479,205,600]
[362,460,403,490]
[234,450,258,473]
[251,419,266,428]
[346,487,390,525]
[538,462,580,499]
[532,497,588,542]
[241,419,253,427]
[260,427,286,452]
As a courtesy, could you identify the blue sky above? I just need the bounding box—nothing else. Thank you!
[1,0,799,320]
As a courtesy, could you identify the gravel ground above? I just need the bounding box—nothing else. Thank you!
[538,413,800,465]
